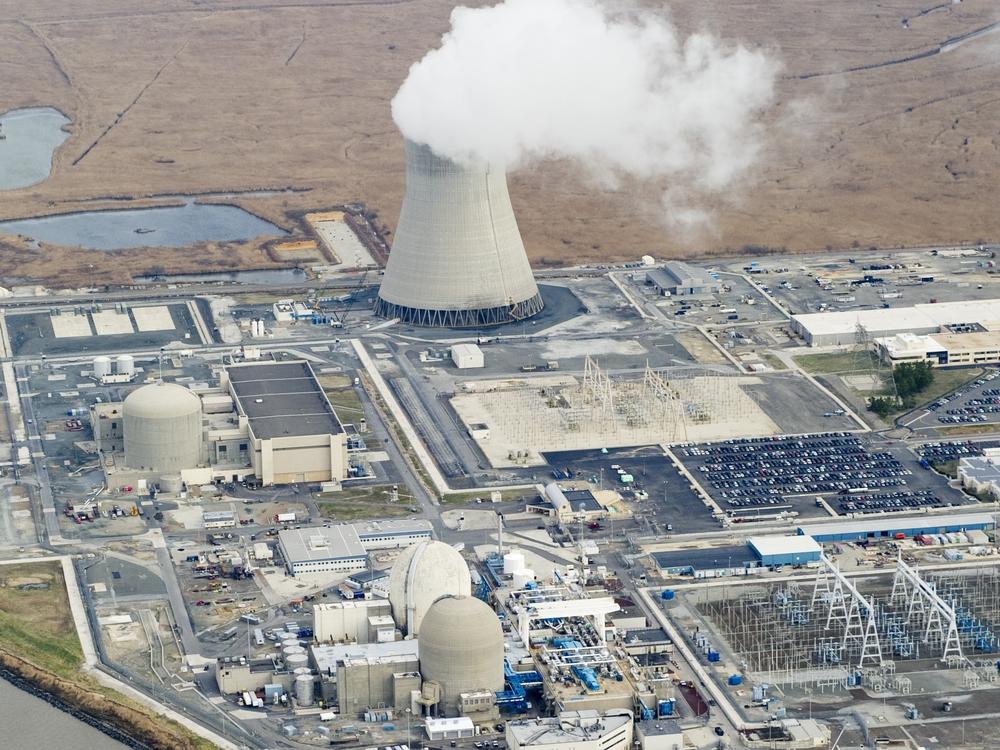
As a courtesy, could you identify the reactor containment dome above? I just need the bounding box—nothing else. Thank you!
[374,138,544,328]
[418,595,505,715]
[123,382,203,474]
[389,539,472,636]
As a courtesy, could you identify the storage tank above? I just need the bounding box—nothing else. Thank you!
[418,595,504,716]
[512,569,535,589]
[283,645,305,658]
[503,551,525,575]
[93,356,112,379]
[374,138,543,328]
[293,667,311,677]
[295,674,314,707]
[389,540,472,636]
[281,638,300,649]
[159,475,183,494]
[123,382,203,473]
[116,354,136,377]
[285,653,309,669]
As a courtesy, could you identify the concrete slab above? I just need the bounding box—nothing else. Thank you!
[91,309,135,335]
[132,305,175,332]
[311,219,376,270]
[50,313,93,338]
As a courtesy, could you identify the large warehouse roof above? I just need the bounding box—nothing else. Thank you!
[798,512,995,540]
[793,298,1000,343]
[748,535,821,559]
[228,361,343,439]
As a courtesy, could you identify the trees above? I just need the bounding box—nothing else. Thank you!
[868,396,895,419]
[892,361,934,399]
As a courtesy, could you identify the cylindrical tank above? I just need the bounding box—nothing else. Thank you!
[123,382,203,473]
[285,653,309,668]
[512,569,535,589]
[93,356,112,379]
[661,589,676,600]
[116,354,135,377]
[374,138,544,328]
[503,551,525,575]
[295,674,314,706]
[293,667,311,678]
[160,475,183,493]
[281,638,300,649]
[418,596,504,716]
[283,645,305,657]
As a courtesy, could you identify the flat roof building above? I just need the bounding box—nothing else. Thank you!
[958,449,1000,501]
[876,329,1000,368]
[507,710,633,750]
[646,262,720,297]
[791,298,1000,347]
[225,360,348,486]
[635,719,683,750]
[651,544,759,577]
[748,535,822,566]
[798,512,994,542]
[279,520,432,575]
[203,511,237,529]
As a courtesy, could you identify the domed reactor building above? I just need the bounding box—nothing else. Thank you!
[374,138,544,328]
[388,540,472,636]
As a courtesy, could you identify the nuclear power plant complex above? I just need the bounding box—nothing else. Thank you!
[3,52,1000,750]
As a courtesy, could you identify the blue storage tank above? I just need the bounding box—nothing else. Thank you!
[728,674,743,686]
[661,589,675,600]
[657,699,674,717]
[707,650,721,662]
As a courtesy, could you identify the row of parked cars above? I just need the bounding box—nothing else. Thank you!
[836,489,943,514]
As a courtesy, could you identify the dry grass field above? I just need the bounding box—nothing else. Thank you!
[0,0,998,285]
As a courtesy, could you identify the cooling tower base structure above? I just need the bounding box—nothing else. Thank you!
[373,294,543,328]
[375,139,544,328]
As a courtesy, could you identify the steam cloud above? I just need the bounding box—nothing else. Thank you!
[392,0,780,225]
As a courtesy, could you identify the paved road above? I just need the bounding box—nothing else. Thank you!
[148,529,202,655]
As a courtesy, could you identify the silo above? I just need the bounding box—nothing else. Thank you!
[93,356,112,379]
[418,595,504,716]
[374,138,544,328]
[295,674,315,706]
[503,551,525,575]
[123,382,202,473]
[116,354,136,378]
[286,652,309,669]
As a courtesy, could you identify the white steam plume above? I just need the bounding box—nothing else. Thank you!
[392,0,780,224]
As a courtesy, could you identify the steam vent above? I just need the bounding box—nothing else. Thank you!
[374,138,544,327]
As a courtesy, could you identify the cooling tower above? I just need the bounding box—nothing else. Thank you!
[374,139,544,327]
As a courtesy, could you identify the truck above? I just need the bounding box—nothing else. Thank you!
[274,512,296,524]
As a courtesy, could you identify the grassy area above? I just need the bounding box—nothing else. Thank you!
[908,367,984,409]
[936,424,1000,437]
[793,350,877,374]
[441,487,535,506]
[317,484,419,520]
[0,562,82,678]
[930,459,960,478]
[317,373,365,421]
[760,352,788,371]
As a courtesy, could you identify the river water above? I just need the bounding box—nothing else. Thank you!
[0,677,129,749]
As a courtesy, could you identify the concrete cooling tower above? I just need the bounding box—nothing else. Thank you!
[374,138,544,328]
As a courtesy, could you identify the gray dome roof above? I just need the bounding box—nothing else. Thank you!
[418,595,505,709]
[389,540,471,636]
[123,382,201,419]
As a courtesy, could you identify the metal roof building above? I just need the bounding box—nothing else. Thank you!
[797,512,995,543]
[646,261,721,297]
[651,544,758,577]
[374,138,543,328]
[278,520,432,575]
[748,535,822,566]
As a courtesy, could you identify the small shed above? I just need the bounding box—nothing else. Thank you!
[450,343,485,369]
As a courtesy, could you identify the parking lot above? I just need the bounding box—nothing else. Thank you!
[915,439,1000,464]
[901,368,1000,430]
[541,445,721,534]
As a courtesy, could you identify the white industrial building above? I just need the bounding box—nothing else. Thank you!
[450,343,485,369]
[374,138,544,327]
[791,298,1000,347]
[506,710,634,750]
[278,520,432,575]
[313,599,396,644]
[875,329,1000,368]
[958,448,1000,500]
[203,511,237,529]
[634,719,682,750]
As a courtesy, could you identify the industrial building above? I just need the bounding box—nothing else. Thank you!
[450,343,484,369]
[652,545,759,577]
[224,361,348,486]
[374,138,544,327]
[645,262,720,297]
[278,520,432,575]
[313,599,396,644]
[525,484,618,521]
[203,511,237,529]
[958,448,1000,500]
[310,639,421,715]
[875,329,1000,368]
[748,535,822,566]
[506,709,634,750]
[122,381,204,474]
[797,512,995,543]
[388,540,473,636]
[634,719,683,750]
[791,298,1000,346]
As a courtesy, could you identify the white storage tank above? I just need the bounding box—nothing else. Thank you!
[281,638,300,649]
[503,551,525,575]
[282,645,305,657]
[116,354,135,377]
[93,356,112,379]
[285,653,309,669]
[513,569,535,589]
[123,381,203,474]
[295,674,314,707]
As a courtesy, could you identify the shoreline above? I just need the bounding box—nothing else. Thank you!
[0,667,150,750]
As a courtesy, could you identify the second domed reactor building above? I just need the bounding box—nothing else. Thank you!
[374,138,544,328]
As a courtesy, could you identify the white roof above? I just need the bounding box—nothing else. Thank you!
[450,343,483,355]
[311,639,419,674]
[426,717,474,732]
[793,298,1000,338]
[749,535,821,557]
[798,512,994,537]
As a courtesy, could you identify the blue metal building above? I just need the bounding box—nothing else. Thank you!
[797,512,995,543]
[748,535,822,566]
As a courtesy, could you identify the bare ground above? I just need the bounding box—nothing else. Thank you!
[0,0,998,285]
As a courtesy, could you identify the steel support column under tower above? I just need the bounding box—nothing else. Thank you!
[891,556,964,663]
